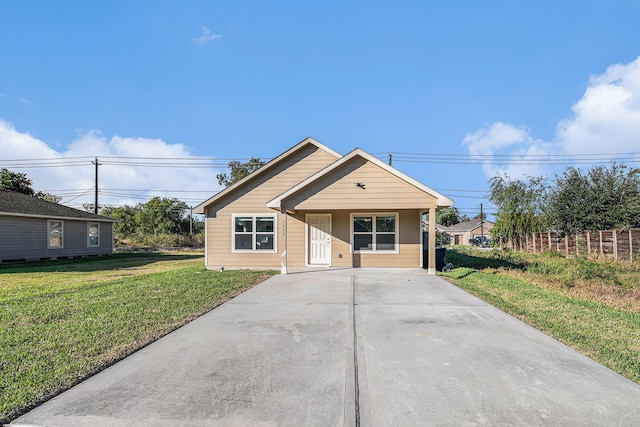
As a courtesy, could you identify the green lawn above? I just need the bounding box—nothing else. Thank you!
[0,253,276,424]
[441,248,640,384]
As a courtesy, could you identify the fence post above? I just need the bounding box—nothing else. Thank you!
[587,231,591,255]
[613,231,618,261]
[565,235,569,257]
[630,229,634,263]
[599,231,604,258]
[548,232,551,252]
[533,233,536,254]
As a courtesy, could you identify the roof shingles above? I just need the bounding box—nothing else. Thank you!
[0,190,116,222]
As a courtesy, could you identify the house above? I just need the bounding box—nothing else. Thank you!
[0,190,116,263]
[441,218,494,245]
[194,138,453,274]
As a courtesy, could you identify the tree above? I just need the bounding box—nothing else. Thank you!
[136,197,189,235]
[489,175,548,245]
[101,205,141,237]
[436,207,461,227]
[216,158,266,187]
[548,164,640,233]
[34,191,62,204]
[1,168,35,195]
[1,168,61,202]
[473,212,487,221]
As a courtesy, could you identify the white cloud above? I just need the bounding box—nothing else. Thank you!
[464,56,640,180]
[462,122,552,178]
[0,120,223,210]
[19,98,34,105]
[194,24,222,47]
[557,57,640,155]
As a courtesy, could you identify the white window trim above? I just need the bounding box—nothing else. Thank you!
[87,222,100,247]
[231,214,278,253]
[47,219,64,249]
[350,212,399,254]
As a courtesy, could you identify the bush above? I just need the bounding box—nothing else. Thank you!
[566,257,619,287]
[117,232,204,248]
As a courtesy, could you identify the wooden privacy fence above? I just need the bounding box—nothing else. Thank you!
[510,229,640,262]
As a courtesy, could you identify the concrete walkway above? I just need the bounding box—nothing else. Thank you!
[10,269,640,426]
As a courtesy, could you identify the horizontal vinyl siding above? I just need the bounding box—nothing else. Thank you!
[0,216,113,262]
[330,211,353,267]
[283,158,438,211]
[207,146,338,216]
[204,145,338,270]
[286,213,307,267]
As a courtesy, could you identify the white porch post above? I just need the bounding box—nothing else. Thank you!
[428,207,436,275]
[280,211,288,274]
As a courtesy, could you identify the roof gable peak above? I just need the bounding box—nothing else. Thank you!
[194,137,341,213]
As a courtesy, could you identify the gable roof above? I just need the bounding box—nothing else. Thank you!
[194,137,341,214]
[267,148,454,209]
[442,218,493,233]
[421,221,449,232]
[0,190,116,222]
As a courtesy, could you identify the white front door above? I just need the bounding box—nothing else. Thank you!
[308,214,331,265]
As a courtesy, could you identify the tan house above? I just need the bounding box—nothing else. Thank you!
[194,138,453,274]
[443,218,494,245]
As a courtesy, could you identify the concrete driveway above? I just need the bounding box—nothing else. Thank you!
[10,269,640,426]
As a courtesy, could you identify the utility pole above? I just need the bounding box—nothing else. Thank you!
[189,206,193,235]
[92,157,101,214]
[480,203,484,242]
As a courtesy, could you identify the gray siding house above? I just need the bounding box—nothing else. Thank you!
[0,190,116,262]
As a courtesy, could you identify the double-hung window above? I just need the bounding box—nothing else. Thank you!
[352,213,398,252]
[233,214,276,252]
[88,222,100,247]
[48,220,64,248]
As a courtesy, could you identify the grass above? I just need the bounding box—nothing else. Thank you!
[0,253,276,424]
[441,248,640,384]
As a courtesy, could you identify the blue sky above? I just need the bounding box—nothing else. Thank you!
[2,1,640,218]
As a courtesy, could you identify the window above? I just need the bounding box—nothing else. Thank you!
[88,222,100,247]
[48,220,63,248]
[352,213,398,252]
[233,215,276,251]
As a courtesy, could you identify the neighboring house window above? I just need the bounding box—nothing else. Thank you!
[48,220,64,248]
[88,222,100,247]
[352,213,398,252]
[233,215,276,252]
